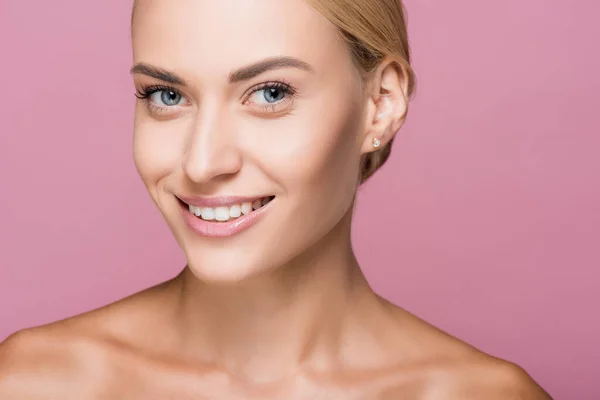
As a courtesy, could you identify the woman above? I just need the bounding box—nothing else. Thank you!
[0,0,550,398]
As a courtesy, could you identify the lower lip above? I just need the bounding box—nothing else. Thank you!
[180,200,274,238]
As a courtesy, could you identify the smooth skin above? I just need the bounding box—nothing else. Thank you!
[0,0,551,398]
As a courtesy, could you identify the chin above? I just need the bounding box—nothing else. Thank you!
[183,246,275,285]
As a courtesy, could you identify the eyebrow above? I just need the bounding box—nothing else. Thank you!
[130,56,314,86]
[130,64,186,85]
[227,56,314,83]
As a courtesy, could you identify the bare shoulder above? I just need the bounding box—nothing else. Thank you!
[377,355,551,399]
[424,356,552,399]
[375,301,552,399]
[0,324,105,399]
[0,281,174,399]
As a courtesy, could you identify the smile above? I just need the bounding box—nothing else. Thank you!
[177,195,275,238]
[186,196,274,222]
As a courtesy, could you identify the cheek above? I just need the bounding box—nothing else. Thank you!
[132,115,185,189]
[259,98,363,199]
[305,110,363,214]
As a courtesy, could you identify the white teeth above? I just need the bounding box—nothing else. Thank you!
[241,202,253,215]
[189,205,202,216]
[215,207,230,221]
[188,197,273,222]
[229,205,242,218]
[200,208,215,221]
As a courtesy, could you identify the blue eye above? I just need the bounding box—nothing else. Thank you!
[261,87,286,103]
[247,82,295,108]
[135,86,184,107]
[153,89,183,106]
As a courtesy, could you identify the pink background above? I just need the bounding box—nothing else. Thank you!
[1,1,598,398]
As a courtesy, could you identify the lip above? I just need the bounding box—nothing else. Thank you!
[178,196,275,238]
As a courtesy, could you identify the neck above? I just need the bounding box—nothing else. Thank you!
[171,211,381,384]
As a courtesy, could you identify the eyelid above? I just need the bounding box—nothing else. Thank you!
[244,79,296,97]
[135,84,191,118]
[136,84,187,102]
[242,82,297,114]
[243,80,297,104]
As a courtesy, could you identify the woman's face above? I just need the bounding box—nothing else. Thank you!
[131,0,372,282]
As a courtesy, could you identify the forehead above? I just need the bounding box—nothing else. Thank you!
[132,0,349,80]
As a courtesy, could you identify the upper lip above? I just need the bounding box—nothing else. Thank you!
[177,195,272,208]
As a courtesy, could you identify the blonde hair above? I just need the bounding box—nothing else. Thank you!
[131,0,415,182]
[304,0,416,183]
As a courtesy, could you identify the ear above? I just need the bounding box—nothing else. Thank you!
[360,59,410,155]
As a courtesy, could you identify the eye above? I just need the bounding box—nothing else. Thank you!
[247,82,296,106]
[135,85,190,117]
[135,85,186,107]
[256,86,286,103]
[152,89,183,106]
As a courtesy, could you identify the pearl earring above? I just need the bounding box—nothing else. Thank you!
[372,138,381,148]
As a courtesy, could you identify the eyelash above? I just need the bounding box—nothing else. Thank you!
[135,84,172,100]
[135,85,179,115]
[248,80,297,112]
[134,80,298,114]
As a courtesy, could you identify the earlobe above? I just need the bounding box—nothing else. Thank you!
[362,95,394,154]
[360,96,390,155]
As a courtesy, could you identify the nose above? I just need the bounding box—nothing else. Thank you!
[181,109,242,184]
